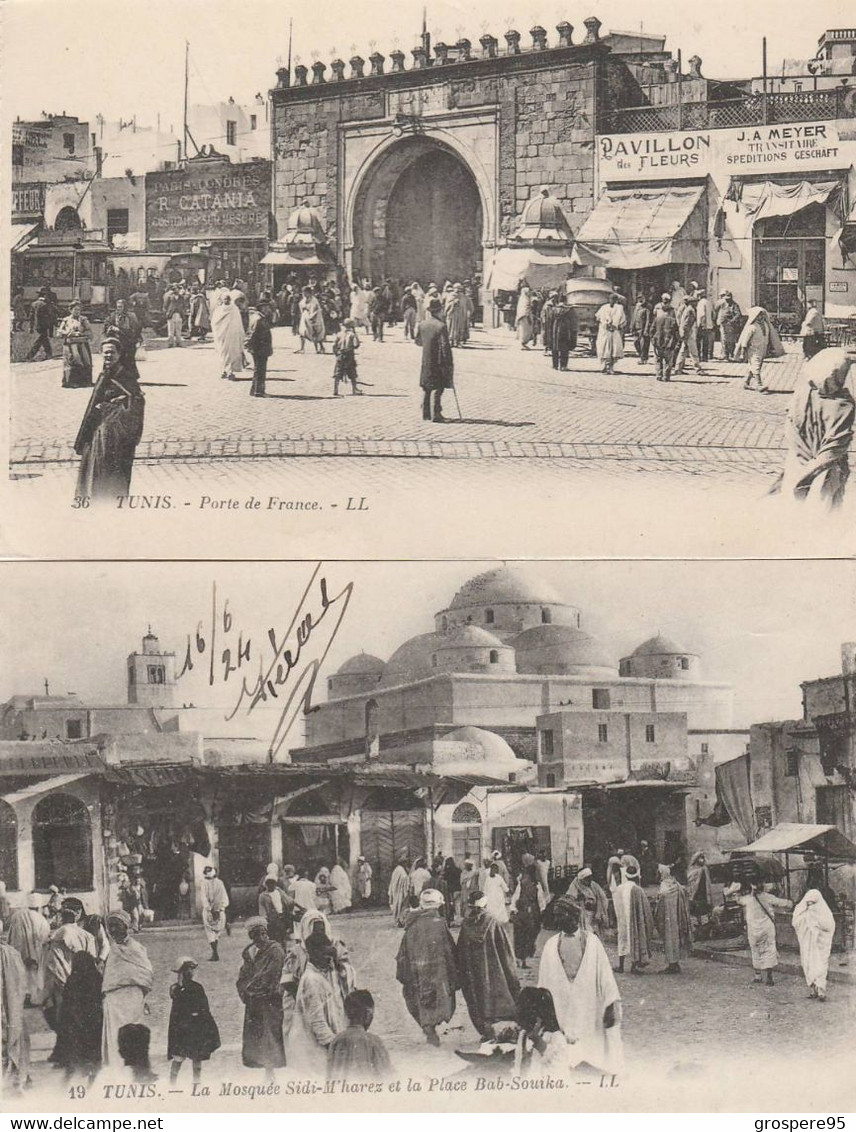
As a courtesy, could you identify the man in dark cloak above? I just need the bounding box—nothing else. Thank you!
[540,291,558,355]
[236,918,285,1072]
[456,891,520,1041]
[73,337,145,502]
[395,888,458,1046]
[551,299,577,371]
[415,297,454,423]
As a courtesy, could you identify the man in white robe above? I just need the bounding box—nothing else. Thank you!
[211,292,245,379]
[201,865,230,962]
[537,896,623,1075]
[7,905,50,1003]
[388,857,411,927]
[613,865,655,974]
[792,889,836,1000]
[595,294,626,374]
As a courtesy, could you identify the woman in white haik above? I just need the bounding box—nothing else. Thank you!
[210,291,245,380]
[792,889,836,1001]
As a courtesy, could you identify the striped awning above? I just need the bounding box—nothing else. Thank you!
[572,184,707,270]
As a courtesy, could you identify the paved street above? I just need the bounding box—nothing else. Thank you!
[12,323,798,471]
[16,911,856,1111]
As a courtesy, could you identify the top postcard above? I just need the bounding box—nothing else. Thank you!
[3,0,856,560]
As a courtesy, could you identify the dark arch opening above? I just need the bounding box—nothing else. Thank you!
[32,793,92,890]
[353,139,483,287]
[0,801,18,891]
[54,206,82,232]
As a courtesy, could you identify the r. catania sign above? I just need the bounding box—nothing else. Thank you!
[146,159,271,241]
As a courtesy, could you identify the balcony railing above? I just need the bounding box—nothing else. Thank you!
[602,86,855,134]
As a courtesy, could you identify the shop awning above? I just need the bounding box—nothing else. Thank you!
[11,221,40,253]
[486,247,575,292]
[2,772,93,806]
[572,184,707,270]
[734,822,856,861]
[260,247,335,267]
[730,178,843,224]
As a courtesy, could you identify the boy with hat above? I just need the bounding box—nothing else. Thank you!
[168,957,220,1083]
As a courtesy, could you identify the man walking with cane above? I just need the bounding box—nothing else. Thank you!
[416,296,455,423]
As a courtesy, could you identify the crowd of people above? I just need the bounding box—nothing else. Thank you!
[0,842,842,1092]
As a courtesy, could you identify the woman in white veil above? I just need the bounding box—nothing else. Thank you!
[211,292,245,380]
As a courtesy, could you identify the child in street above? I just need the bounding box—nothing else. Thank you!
[332,318,361,397]
[327,989,392,1081]
[167,957,221,1083]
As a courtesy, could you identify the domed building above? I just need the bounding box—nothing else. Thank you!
[327,652,385,698]
[292,566,738,896]
[435,564,581,641]
[620,634,701,680]
[514,624,617,678]
[262,198,336,288]
[510,186,574,246]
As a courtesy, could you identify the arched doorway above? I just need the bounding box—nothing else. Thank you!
[0,801,18,891]
[352,138,484,287]
[54,206,82,232]
[32,793,92,890]
[451,801,482,863]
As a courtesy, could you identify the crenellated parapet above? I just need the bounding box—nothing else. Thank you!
[271,15,608,96]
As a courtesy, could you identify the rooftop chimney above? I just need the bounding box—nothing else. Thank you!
[530,25,548,51]
[688,54,703,78]
[311,60,327,84]
[276,66,290,88]
[412,45,429,68]
[434,41,450,64]
[294,63,308,86]
[390,49,406,72]
[349,54,365,78]
[369,51,385,75]
[457,37,473,60]
[330,58,346,82]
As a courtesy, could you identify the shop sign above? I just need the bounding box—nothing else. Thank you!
[12,124,49,148]
[146,159,271,241]
[829,281,849,292]
[12,182,46,218]
[599,121,844,182]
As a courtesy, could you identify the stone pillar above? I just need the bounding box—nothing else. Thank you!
[688,55,703,78]
[411,46,428,69]
[530,26,548,51]
[293,63,308,86]
[556,21,573,47]
[270,819,283,866]
[390,49,406,72]
[330,58,346,82]
[434,41,450,64]
[346,812,361,874]
[349,55,365,78]
[504,29,521,54]
[369,51,385,75]
[275,66,290,88]
[457,38,472,61]
[479,33,498,59]
[310,61,327,84]
[582,16,601,44]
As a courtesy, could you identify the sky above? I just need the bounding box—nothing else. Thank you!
[0,559,852,733]
[3,0,852,149]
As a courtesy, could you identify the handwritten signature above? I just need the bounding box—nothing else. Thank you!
[179,563,353,761]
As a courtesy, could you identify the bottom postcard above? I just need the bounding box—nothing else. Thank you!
[1,558,854,1112]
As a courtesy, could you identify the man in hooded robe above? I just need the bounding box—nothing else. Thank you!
[445,284,470,348]
[285,934,351,1076]
[654,865,693,974]
[515,285,534,348]
[686,851,714,925]
[1,924,30,1087]
[565,867,610,938]
[388,856,411,927]
[774,348,855,511]
[537,896,623,1076]
[42,906,97,1051]
[101,912,153,1066]
[236,918,286,1072]
[73,336,145,502]
[456,890,520,1041]
[211,292,245,380]
[737,306,785,393]
[792,889,836,1001]
[395,889,459,1046]
[7,905,50,1003]
[613,865,655,974]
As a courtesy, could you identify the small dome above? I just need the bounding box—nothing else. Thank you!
[336,652,385,676]
[512,187,574,244]
[436,626,506,650]
[379,632,444,686]
[631,634,692,657]
[286,202,326,235]
[448,565,564,611]
[443,726,520,765]
[514,624,617,675]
